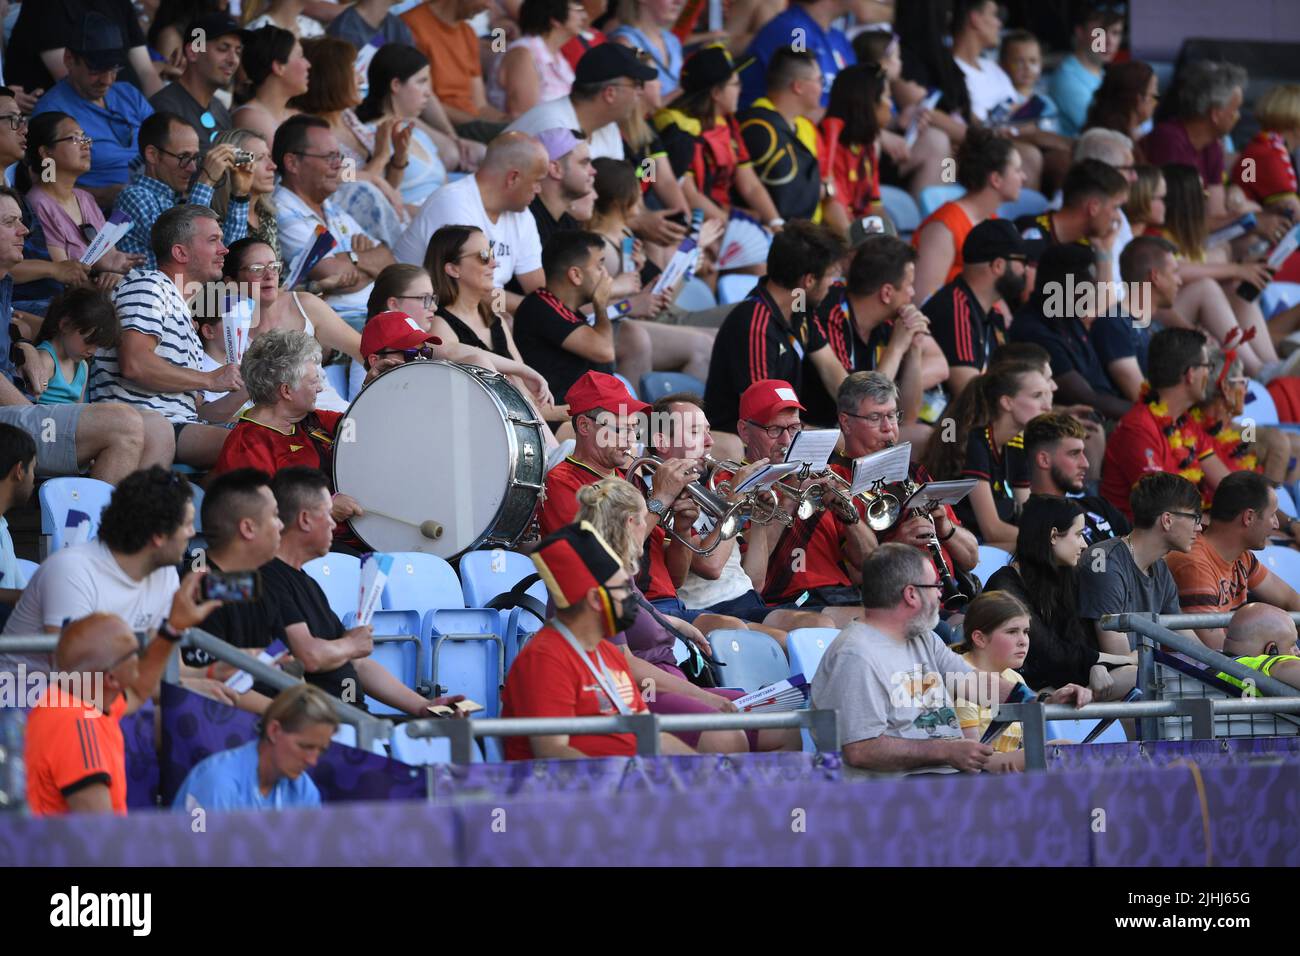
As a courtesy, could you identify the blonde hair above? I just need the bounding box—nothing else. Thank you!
[1255,84,1300,134]
[209,128,275,225]
[259,683,339,740]
[1123,164,1163,226]
[575,478,645,575]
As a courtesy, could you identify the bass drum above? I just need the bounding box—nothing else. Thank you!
[333,360,545,558]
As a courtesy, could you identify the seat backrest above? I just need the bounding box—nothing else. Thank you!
[708,629,789,692]
[1277,484,1299,516]
[997,188,1050,220]
[39,477,115,549]
[613,372,640,399]
[431,634,503,717]
[390,722,453,765]
[786,627,837,682]
[1045,718,1127,745]
[717,272,760,304]
[1262,546,1300,590]
[384,551,465,615]
[1261,282,1300,320]
[302,552,363,622]
[639,371,706,402]
[918,184,966,219]
[458,549,546,633]
[1243,379,1280,426]
[189,485,205,533]
[15,558,38,586]
[322,363,350,403]
[879,184,921,235]
[974,545,1012,588]
[675,275,717,312]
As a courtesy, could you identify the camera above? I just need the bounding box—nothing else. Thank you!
[234,148,256,168]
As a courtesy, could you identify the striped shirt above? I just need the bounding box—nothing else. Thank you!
[90,270,204,422]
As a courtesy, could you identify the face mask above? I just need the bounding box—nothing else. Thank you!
[605,586,640,635]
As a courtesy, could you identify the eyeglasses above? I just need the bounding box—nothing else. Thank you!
[157,146,199,168]
[241,261,283,278]
[744,419,801,440]
[0,112,29,131]
[909,583,944,591]
[458,247,494,264]
[378,345,437,362]
[1167,510,1203,527]
[395,293,436,309]
[53,133,93,147]
[292,150,344,167]
[843,409,902,426]
[605,584,634,600]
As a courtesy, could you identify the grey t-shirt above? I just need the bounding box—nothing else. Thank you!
[1077,536,1181,623]
[149,82,232,146]
[811,621,971,775]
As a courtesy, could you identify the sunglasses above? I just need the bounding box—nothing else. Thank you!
[458,247,494,264]
[378,345,437,361]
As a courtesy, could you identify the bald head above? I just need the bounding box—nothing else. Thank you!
[1224,603,1298,657]
[482,132,548,175]
[55,613,137,674]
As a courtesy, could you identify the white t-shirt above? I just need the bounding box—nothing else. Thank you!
[676,538,754,609]
[955,55,1019,124]
[394,173,543,288]
[506,95,625,161]
[4,541,179,635]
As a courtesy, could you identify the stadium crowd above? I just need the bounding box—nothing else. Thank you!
[8,0,1300,810]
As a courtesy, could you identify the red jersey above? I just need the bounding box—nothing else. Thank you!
[760,507,852,603]
[25,690,129,815]
[538,458,677,601]
[212,410,344,478]
[501,625,648,760]
[820,131,881,220]
[1100,399,1216,520]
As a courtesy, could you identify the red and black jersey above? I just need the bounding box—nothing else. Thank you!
[922,275,1006,373]
[703,282,827,433]
[802,284,895,426]
[513,288,615,400]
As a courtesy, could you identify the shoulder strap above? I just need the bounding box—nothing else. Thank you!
[484,572,549,622]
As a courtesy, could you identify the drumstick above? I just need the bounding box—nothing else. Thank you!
[355,506,444,540]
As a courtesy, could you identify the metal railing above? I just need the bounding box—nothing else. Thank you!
[0,628,393,751]
[403,709,840,764]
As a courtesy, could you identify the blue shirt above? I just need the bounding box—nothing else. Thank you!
[608,25,684,97]
[112,174,249,270]
[33,79,155,189]
[1046,54,1101,138]
[738,8,855,109]
[1090,309,1152,380]
[172,739,322,812]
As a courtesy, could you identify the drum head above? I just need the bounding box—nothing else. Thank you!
[334,361,519,557]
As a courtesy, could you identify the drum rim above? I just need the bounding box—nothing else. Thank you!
[332,359,527,556]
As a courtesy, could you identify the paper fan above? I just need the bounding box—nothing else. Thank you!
[716,211,773,270]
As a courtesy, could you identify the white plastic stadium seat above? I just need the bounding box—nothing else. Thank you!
[879,185,920,237]
[973,545,1012,588]
[1261,546,1300,591]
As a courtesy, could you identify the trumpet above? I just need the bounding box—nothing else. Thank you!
[800,468,863,525]
[701,455,793,527]
[626,455,751,555]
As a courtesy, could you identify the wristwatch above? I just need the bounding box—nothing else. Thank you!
[647,497,669,519]
[157,619,184,644]
[347,251,361,266]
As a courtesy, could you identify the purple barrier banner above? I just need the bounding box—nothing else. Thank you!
[121,701,158,810]
[1046,736,1300,771]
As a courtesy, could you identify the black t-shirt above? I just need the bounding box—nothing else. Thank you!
[435,305,510,359]
[703,282,827,434]
[181,558,288,697]
[1072,493,1131,545]
[528,195,579,249]
[7,0,148,92]
[802,284,893,426]
[737,102,821,222]
[983,563,1099,689]
[923,276,1004,373]
[1010,306,1117,400]
[260,557,365,709]
[955,427,1028,531]
[512,288,613,400]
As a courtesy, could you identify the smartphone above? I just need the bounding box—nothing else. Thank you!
[666,210,689,228]
[202,569,262,603]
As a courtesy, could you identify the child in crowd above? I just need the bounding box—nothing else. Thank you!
[19,288,119,405]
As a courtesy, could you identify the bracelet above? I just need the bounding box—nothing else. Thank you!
[205,664,217,679]
[939,525,956,541]
[230,193,250,202]
[157,620,183,644]
[387,157,410,170]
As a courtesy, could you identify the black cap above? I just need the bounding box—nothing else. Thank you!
[962,219,1027,264]
[184,13,254,48]
[70,12,128,72]
[574,43,656,85]
[680,45,737,96]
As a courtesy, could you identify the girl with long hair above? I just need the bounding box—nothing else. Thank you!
[922,362,1053,551]
[1083,60,1159,143]
[209,129,282,259]
[983,495,1137,700]
[951,590,1031,771]
[819,63,890,237]
[575,477,800,753]
[231,26,311,144]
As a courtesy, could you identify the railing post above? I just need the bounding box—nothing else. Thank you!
[631,713,660,756]
[809,708,839,752]
[450,719,475,764]
[1185,697,1216,740]
[1136,620,1160,742]
[1021,701,1047,771]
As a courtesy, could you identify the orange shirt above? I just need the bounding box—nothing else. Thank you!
[25,689,129,815]
[1166,535,1268,617]
[912,201,987,287]
[402,7,482,116]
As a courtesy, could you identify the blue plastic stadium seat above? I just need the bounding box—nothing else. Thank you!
[786,627,837,682]
[717,272,760,304]
[1261,281,1300,320]
[973,545,1012,589]
[342,608,423,714]
[15,558,38,585]
[390,722,453,764]
[458,549,548,671]
[997,188,1050,220]
[640,371,706,402]
[1262,546,1300,591]
[613,372,639,399]
[1046,718,1127,745]
[1277,484,1298,517]
[879,184,921,237]
[707,629,788,692]
[189,484,205,533]
[918,184,966,219]
[302,552,363,623]
[675,276,717,312]
[322,362,350,403]
[1242,379,1279,426]
[38,477,115,550]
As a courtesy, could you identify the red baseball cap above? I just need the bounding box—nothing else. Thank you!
[564,370,650,417]
[739,379,805,425]
[360,311,442,360]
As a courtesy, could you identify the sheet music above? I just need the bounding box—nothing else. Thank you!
[783,429,840,470]
[851,442,912,493]
[902,479,979,510]
[732,461,803,493]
